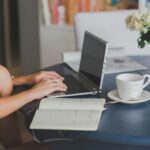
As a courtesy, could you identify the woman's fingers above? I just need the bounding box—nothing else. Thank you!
[46,79,67,90]
[40,71,63,78]
[35,71,64,83]
[30,78,67,100]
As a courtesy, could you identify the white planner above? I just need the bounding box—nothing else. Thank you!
[30,98,105,131]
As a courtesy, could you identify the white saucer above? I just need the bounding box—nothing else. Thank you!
[107,90,150,104]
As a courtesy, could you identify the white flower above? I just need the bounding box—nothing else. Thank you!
[126,9,150,48]
[145,12,150,26]
[125,14,142,31]
[125,9,150,32]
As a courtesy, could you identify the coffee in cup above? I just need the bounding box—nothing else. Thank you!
[116,73,150,100]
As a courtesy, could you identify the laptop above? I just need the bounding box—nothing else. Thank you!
[49,31,108,98]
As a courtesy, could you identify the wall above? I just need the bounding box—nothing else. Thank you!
[40,25,75,68]
[0,0,5,65]
[18,0,40,74]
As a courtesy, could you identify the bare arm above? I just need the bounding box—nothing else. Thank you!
[0,79,67,119]
[13,71,64,86]
[0,90,35,118]
[0,65,67,118]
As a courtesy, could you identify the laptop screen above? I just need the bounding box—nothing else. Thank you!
[79,31,108,89]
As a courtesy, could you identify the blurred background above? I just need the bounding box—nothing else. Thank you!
[0,0,141,76]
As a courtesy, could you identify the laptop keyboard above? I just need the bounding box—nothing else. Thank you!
[64,75,94,94]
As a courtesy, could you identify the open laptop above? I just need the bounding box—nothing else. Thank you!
[49,31,108,98]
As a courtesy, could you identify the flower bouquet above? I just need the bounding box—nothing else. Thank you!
[125,9,150,48]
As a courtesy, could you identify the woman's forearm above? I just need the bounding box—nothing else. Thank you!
[12,71,64,86]
[0,90,35,118]
[12,76,27,86]
[1,74,67,119]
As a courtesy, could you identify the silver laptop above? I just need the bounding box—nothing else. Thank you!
[49,31,108,98]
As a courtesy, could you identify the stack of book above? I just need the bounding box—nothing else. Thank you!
[64,0,104,25]
[41,0,139,26]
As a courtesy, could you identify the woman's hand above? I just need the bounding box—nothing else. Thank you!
[24,71,64,84]
[13,71,64,86]
[28,78,67,100]
[0,78,67,118]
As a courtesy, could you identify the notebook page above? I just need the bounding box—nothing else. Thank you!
[40,98,105,110]
[30,109,103,131]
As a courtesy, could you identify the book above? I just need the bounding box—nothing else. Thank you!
[41,0,51,26]
[139,0,150,9]
[93,0,104,11]
[49,0,59,24]
[30,98,105,131]
[64,0,80,25]
[80,0,90,12]
[104,0,138,11]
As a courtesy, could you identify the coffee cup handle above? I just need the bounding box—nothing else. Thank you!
[143,74,150,88]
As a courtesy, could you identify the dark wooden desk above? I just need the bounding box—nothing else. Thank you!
[17,56,150,150]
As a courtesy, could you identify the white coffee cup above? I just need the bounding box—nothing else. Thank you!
[116,73,150,100]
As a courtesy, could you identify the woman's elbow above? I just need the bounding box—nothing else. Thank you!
[0,65,13,97]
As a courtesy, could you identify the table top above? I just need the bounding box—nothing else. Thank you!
[19,56,150,146]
